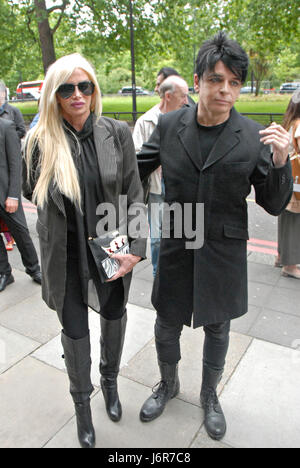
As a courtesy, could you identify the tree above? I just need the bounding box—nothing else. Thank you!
[222,0,300,94]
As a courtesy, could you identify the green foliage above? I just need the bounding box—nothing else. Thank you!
[1,1,299,97]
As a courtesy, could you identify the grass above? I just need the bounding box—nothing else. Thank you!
[12,94,290,124]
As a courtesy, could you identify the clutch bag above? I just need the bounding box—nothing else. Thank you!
[88,230,129,282]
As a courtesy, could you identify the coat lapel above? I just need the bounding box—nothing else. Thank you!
[202,108,242,170]
[93,116,117,203]
[178,106,242,172]
[178,107,203,171]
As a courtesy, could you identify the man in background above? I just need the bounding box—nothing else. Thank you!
[0,80,26,140]
[133,75,189,277]
[0,118,41,291]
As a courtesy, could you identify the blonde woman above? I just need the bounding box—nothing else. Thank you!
[24,54,146,448]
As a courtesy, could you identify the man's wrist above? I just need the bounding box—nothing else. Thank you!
[271,153,289,168]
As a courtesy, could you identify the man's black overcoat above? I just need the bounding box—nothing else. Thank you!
[138,106,293,328]
[0,119,27,228]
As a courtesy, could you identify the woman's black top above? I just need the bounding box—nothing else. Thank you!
[62,113,106,301]
[63,113,105,240]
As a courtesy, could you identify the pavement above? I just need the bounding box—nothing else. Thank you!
[0,200,300,449]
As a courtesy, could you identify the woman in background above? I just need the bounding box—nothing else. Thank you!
[277,91,300,279]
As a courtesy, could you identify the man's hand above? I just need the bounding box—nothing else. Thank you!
[5,198,19,214]
[106,254,142,282]
[259,122,290,168]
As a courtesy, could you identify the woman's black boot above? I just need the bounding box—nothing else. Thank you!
[100,313,127,422]
[140,360,180,422]
[200,365,226,441]
[61,331,96,448]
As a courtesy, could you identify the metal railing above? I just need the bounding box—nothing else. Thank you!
[22,111,284,127]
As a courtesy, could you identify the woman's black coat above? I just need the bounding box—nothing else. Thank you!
[23,116,147,321]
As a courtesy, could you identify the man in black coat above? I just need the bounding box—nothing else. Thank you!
[137,32,293,441]
[0,81,26,140]
[0,119,41,291]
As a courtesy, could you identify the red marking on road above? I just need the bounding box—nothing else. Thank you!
[23,202,37,213]
[247,238,278,256]
[249,238,277,248]
[247,244,278,256]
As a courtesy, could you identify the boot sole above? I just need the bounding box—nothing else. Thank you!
[140,386,180,423]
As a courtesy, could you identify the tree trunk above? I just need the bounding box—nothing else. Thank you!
[34,0,56,73]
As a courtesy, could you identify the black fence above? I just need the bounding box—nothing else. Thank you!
[23,111,284,127]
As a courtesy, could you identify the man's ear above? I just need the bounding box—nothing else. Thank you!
[194,74,200,94]
[165,91,172,102]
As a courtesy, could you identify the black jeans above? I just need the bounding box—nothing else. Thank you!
[0,205,40,276]
[61,251,126,340]
[155,316,230,371]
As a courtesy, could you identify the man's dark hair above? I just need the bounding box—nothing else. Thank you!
[157,67,180,79]
[195,32,249,84]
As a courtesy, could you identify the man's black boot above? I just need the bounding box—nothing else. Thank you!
[140,360,180,422]
[200,365,226,441]
[100,313,127,422]
[0,273,14,292]
[61,331,95,448]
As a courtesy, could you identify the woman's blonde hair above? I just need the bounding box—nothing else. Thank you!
[25,53,102,209]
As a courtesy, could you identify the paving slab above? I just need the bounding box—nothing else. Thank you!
[0,326,40,374]
[247,281,273,308]
[220,339,300,448]
[191,428,233,449]
[0,291,61,344]
[121,327,252,407]
[128,278,154,310]
[248,308,300,348]
[0,357,75,448]
[0,269,41,313]
[264,286,300,317]
[247,261,281,286]
[230,305,262,335]
[45,376,202,449]
[277,274,300,291]
[32,304,156,387]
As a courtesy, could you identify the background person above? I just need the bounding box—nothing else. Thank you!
[0,79,26,252]
[24,53,146,449]
[0,119,41,292]
[277,91,300,279]
[133,75,189,277]
[155,67,196,107]
[0,80,26,140]
[137,31,292,441]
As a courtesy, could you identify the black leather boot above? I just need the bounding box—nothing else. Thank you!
[140,360,180,422]
[100,313,127,422]
[61,331,95,448]
[200,365,226,441]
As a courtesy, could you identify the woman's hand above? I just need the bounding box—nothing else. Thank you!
[259,122,290,168]
[106,254,142,282]
[5,197,19,214]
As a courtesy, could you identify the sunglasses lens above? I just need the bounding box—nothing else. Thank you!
[57,84,75,99]
[57,81,95,99]
[78,81,95,96]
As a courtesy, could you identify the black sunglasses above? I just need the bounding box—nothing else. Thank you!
[57,80,95,99]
